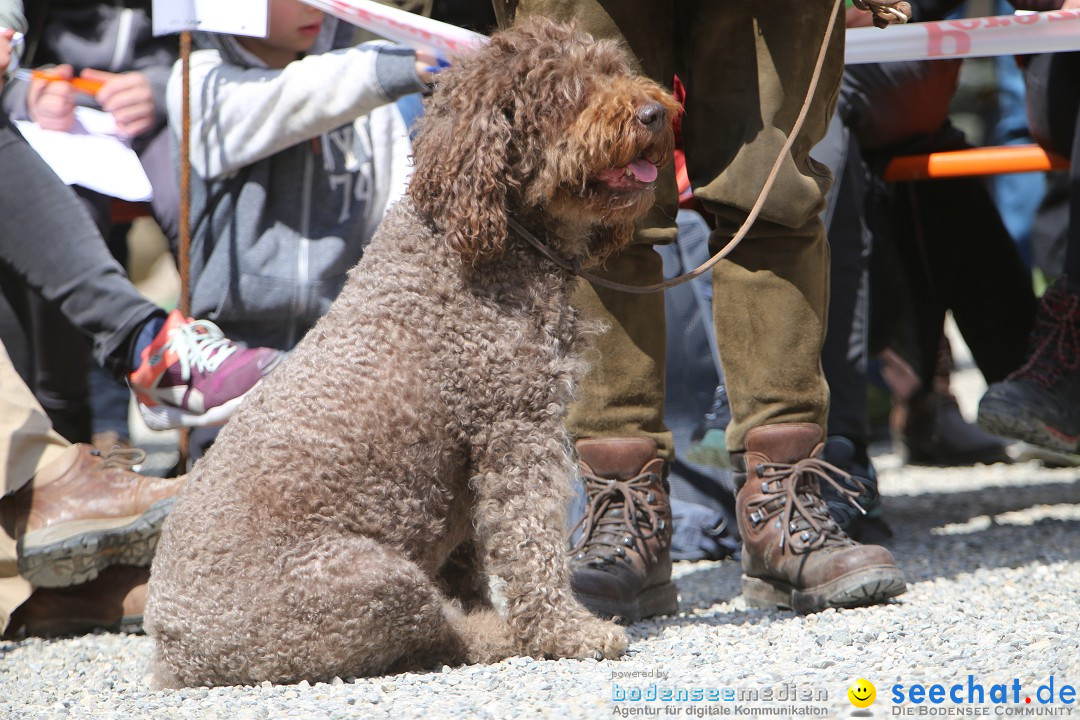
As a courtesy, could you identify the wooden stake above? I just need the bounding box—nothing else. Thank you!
[177,29,191,469]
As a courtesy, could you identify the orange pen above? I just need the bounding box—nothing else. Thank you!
[25,68,104,95]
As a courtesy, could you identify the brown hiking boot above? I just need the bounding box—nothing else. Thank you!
[3,565,149,638]
[3,444,184,589]
[735,424,906,613]
[569,438,678,623]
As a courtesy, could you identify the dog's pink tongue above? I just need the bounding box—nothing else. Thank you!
[627,158,658,183]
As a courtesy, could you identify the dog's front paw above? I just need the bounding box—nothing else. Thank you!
[539,616,628,660]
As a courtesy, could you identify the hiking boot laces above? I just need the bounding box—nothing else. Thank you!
[744,458,865,553]
[164,320,239,382]
[570,469,665,569]
[94,446,148,470]
[1012,288,1080,390]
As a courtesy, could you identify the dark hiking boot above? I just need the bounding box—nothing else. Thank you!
[978,282,1080,454]
[3,565,149,639]
[819,436,893,544]
[735,424,906,613]
[569,438,678,623]
[903,390,1011,466]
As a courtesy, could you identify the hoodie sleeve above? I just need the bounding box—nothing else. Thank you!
[170,42,428,181]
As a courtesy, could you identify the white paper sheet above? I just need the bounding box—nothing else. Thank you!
[151,0,268,38]
[16,107,153,202]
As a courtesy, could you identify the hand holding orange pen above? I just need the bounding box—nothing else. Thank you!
[17,68,105,95]
[19,65,155,138]
[19,64,87,132]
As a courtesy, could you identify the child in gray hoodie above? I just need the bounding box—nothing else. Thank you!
[171,0,435,352]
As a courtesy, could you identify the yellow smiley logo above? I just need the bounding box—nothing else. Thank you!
[848,678,876,708]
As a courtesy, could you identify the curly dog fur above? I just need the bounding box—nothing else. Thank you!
[145,18,678,687]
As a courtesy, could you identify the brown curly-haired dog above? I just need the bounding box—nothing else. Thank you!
[145,18,678,687]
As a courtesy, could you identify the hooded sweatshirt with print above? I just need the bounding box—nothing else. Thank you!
[169,19,427,350]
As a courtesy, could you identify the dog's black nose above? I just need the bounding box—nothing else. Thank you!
[636,102,666,130]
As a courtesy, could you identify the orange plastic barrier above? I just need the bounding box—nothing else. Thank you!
[884,144,1070,181]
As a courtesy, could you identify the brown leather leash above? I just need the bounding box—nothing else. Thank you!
[509,0,910,295]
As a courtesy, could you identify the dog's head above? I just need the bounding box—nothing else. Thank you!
[408,18,679,267]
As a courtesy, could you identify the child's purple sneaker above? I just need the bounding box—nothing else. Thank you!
[129,310,284,430]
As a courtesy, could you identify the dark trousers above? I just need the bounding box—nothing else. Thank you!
[835,59,1035,393]
[885,174,1035,387]
[1025,51,1080,280]
[0,111,162,385]
[815,113,873,445]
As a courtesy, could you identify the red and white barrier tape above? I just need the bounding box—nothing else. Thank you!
[300,0,486,56]
[846,9,1080,64]
[301,1,1080,66]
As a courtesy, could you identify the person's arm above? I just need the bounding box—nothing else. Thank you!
[170,42,428,181]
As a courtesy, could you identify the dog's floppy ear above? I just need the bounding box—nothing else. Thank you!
[408,74,513,264]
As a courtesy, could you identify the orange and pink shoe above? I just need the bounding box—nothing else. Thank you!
[128,310,284,431]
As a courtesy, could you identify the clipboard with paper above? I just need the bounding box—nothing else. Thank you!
[14,107,154,202]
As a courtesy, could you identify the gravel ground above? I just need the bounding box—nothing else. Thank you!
[3,366,1079,720]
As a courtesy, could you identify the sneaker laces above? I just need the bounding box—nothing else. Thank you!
[744,457,863,553]
[1012,285,1080,390]
[569,467,666,569]
[164,320,239,382]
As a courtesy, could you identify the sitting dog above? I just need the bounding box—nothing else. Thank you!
[145,18,678,687]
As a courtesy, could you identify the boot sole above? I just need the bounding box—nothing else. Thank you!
[742,566,907,614]
[575,581,679,624]
[978,397,1080,455]
[16,498,174,589]
[22,613,144,639]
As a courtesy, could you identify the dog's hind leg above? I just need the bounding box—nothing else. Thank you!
[151,533,498,686]
[266,534,498,680]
